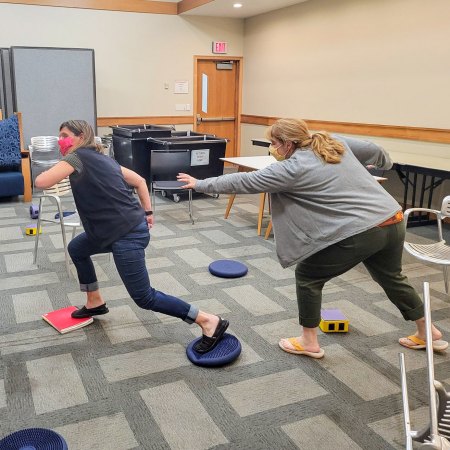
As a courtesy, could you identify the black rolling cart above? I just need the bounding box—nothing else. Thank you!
[147,135,227,202]
[111,124,172,184]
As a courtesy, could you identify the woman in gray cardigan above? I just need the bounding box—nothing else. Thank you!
[177,118,447,359]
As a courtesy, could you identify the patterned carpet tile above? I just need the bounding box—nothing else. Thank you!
[0,193,449,449]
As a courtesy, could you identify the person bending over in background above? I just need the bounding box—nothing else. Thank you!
[35,120,228,354]
[177,118,447,359]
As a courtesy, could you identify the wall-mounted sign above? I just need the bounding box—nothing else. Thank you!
[212,41,228,54]
[174,80,189,94]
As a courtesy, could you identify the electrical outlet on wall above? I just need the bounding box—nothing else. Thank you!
[175,104,191,111]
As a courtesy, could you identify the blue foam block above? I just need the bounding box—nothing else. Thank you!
[30,204,39,219]
[186,333,241,367]
[208,259,248,278]
[0,427,68,450]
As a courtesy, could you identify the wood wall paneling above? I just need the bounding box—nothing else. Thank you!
[0,0,178,14]
[98,114,450,144]
[241,115,450,144]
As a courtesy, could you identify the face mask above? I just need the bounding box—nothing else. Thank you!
[269,144,285,162]
[58,136,74,156]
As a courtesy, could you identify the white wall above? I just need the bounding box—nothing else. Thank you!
[0,4,244,119]
[241,0,450,206]
[243,0,450,128]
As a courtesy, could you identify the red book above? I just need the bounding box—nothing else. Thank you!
[42,306,93,334]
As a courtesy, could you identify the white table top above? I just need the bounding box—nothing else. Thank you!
[221,155,386,182]
[221,155,276,170]
[251,138,450,173]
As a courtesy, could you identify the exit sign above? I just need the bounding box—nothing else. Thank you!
[212,41,228,54]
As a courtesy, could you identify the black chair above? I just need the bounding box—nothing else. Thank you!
[150,149,194,224]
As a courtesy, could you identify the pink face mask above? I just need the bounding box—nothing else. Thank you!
[58,136,74,156]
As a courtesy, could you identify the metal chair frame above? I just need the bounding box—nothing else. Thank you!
[33,177,80,276]
[404,196,450,294]
[399,282,450,450]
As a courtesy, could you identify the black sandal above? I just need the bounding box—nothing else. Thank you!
[194,317,229,354]
[71,304,109,318]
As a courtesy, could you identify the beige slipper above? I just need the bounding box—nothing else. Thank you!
[399,335,449,352]
[278,337,325,359]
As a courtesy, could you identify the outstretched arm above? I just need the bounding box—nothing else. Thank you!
[177,173,198,189]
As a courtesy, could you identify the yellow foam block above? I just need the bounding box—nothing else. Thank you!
[319,319,349,333]
[25,225,42,236]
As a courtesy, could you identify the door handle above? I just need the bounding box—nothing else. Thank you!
[197,116,235,123]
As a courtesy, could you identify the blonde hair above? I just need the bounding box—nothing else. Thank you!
[265,118,345,164]
[59,120,103,154]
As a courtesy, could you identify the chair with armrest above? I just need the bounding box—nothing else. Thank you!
[0,111,32,202]
[33,177,80,277]
[404,196,450,294]
[149,149,194,224]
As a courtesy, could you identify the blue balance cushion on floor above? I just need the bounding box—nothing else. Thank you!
[0,427,68,449]
[208,259,248,278]
[186,333,241,367]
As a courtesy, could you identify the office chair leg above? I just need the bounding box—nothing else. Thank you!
[188,189,194,224]
[33,197,44,264]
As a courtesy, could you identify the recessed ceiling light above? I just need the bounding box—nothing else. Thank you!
[233,3,243,8]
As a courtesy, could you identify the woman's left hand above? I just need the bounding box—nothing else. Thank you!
[146,214,154,229]
[177,173,197,189]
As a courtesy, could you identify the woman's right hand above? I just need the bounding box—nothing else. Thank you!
[177,173,198,189]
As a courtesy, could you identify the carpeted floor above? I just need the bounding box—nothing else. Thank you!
[0,191,449,450]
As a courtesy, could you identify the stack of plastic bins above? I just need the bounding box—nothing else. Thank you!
[111,125,172,184]
[147,135,227,201]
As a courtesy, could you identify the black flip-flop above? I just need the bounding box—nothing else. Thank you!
[71,304,109,318]
[194,317,229,354]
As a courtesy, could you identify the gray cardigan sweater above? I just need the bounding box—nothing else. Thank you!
[195,136,401,268]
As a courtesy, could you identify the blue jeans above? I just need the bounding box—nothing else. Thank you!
[67,220,198,323]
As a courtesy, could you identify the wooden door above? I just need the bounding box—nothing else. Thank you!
[194,57,242,158]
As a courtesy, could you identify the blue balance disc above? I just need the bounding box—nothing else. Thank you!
[208,260,248,278]
[186,333,241,367]
[0,428,68,450]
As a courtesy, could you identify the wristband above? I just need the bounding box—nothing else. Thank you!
[145,210,153,216]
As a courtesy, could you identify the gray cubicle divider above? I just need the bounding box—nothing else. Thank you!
[0,48,14,118]
[11,46,97,146]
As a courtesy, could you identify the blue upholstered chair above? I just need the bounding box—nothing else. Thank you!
[0,111,32,202]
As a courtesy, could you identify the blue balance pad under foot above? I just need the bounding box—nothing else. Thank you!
[186,333,241,367]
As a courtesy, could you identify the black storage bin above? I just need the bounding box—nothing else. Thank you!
[147,136,227,180]
[112,124,172,182]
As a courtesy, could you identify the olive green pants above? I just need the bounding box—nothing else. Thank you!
[295,221,424,328]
